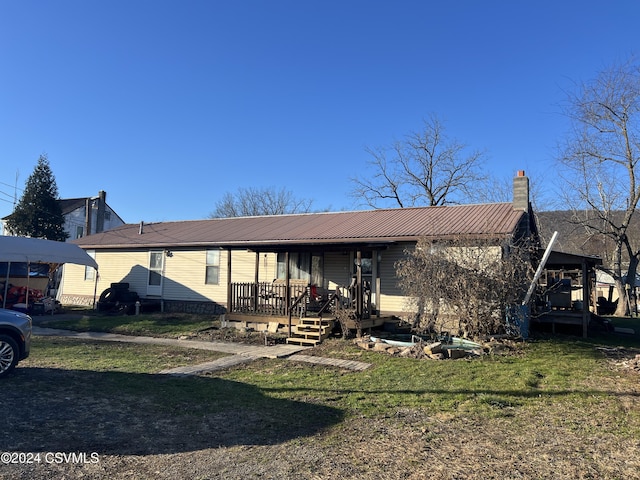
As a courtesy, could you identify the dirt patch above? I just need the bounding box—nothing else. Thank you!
[187,325,289,346]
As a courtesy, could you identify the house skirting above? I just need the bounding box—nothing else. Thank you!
[162,300,225,315]
[59,294,95,307]
[58,294,226,316]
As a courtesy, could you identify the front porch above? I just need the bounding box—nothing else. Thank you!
[225,279,385,345]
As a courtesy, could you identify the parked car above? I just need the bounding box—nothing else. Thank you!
[0,308,32,378]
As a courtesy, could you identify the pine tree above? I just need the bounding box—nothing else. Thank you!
[6,154,68,241]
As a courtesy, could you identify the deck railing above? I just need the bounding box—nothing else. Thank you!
[229,282,308,317]
[229,281,373,320]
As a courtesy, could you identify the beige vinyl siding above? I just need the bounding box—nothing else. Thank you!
[165,250,277,301]
[379,242,414,315]
[324,252,350,290]
[59,250,148,299]
[60,263,93,297]
[164,249,223,301]
[227,250,278,283]
[60,249,280,304]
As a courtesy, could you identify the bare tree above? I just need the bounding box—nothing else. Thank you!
[395,236,534,338]
[557,58,640,316]
[351,114,487,208]
[209,186,314,218]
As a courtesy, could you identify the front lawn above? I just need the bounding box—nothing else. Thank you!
[7,313,640,479]
[40,311,216,337]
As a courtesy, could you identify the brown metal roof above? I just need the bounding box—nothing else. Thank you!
[72,203,528,249]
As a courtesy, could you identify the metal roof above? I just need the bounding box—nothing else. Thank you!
[71,203,529,250]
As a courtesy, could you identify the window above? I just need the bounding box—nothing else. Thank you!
[276,252,324,285]
[205,250,220,285]
[354,251,373,275]
[146,251,164,296]
[75,226,84,239]
[84,250,96,281]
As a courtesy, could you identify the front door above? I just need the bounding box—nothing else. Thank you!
[147,250,164,296]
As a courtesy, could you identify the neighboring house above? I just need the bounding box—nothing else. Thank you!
[58,190,125,240]
[1,190,125,240]
[1,190,124,303]
[60,173,541,343]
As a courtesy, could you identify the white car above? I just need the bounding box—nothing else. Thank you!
[0,308,32,378]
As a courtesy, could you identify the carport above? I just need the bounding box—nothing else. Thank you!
[0,236,99,310]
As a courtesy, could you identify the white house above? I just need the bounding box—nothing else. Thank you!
[1,190,125,240]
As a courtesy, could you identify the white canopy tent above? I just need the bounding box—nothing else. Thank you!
[0,236,98,309]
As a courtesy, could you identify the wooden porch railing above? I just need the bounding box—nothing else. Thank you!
[229,281,373,320]
[229,282,308,317]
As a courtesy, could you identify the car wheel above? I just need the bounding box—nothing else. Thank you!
[0,334,20,378]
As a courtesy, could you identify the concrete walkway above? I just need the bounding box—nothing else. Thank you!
[33,326,373,375]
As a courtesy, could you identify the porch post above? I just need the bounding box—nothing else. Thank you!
[286,251,291,336]
[356,250,363,318]
[226,249,232,314]
[254,251,260,312]
[582,260,589,338]
[373,250,380,318]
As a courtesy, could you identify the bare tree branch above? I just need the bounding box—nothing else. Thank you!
[557,57,640,315]
[351,114,487,208]
[209,187,314,218]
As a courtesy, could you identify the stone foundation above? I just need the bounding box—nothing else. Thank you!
[58,294,95,307]
[162,300,226,315]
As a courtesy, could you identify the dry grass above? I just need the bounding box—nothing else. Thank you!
[3,324,640,479]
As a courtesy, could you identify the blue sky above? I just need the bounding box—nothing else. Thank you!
[1,0,638,223]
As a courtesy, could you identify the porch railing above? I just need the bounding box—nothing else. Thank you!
[229,280,373,320]
[229,282,308,317]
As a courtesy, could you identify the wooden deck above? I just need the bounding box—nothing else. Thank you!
[531,310,591,337]
[224,312,393,344]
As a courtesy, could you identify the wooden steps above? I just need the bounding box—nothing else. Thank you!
[286,318,334,346]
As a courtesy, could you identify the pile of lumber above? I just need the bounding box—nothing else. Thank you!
[353,336,483,359]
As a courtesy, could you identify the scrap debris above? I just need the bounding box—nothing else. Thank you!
[595,346,640,374]
[354,335,520,360]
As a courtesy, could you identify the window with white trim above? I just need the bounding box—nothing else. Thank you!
[205,249,220,285]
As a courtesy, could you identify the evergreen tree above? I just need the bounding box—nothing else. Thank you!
[7,154,68,241]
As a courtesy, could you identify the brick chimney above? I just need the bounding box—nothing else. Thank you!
[513,170,529,212]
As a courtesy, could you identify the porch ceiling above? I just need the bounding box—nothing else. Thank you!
[542,250,603,270]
